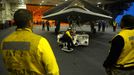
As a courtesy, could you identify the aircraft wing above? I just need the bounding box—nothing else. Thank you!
[42,0,112,23]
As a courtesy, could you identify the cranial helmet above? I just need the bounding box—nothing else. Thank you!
[67,27,72,30]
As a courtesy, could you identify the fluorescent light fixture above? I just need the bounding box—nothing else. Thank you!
[56,4,58,6]
[65,0,68,1]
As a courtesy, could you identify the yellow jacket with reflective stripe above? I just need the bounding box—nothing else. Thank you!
[116,29,134,68]
[1,28,59,75]
[66,30,72,39]
[113,21,117,26]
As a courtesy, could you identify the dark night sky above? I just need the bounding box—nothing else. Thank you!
[115,2,134,25]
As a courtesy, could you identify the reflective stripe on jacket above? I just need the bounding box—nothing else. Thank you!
[1,28,59,75]
[116,29,134,68]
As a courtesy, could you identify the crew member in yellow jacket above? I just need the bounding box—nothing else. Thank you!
[103,15,134,75]
[60,28,74,52]
[0,9,59,75]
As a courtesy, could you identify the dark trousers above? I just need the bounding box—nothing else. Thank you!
[98,24,101,31]
[42,25,45,30]
[113,26,116,32]
[47,26,49,31]
[61,35,74,50]
[102,25,105,32]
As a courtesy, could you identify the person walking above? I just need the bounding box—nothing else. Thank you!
[102,20,106,32]
[55,20,60,35]
[0,9,59,75]
[98,20,102,31]
[42,20,45,31]
[113,20,117,32]
[103,15,134,75]
[46,20,50,31]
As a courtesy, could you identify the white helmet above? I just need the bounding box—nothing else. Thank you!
[67,27,72,30]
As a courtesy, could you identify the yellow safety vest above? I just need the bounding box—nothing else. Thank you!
[0,28,59,75]
[116,29,134,68]
[113,21,117,26]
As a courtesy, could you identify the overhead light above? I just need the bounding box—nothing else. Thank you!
[75,3,78,6]
[65,0,68,1]
[56,4,58,6]
[42,1,44,3]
